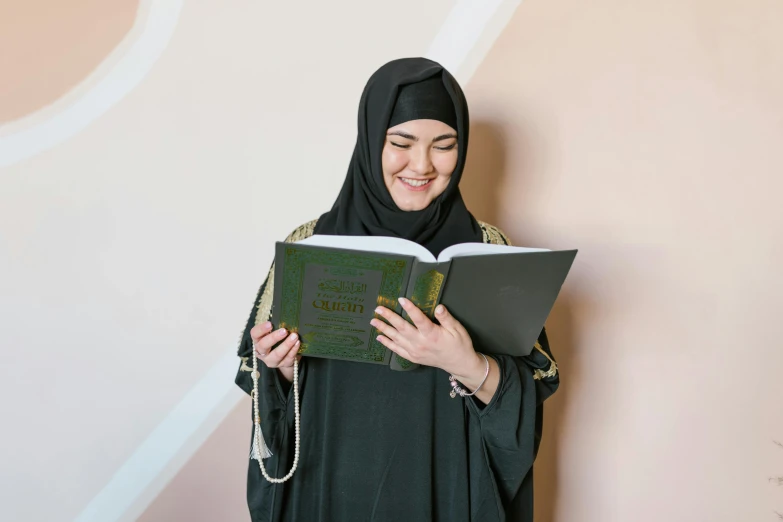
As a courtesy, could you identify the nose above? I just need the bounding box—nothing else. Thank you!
[408,146,433,176]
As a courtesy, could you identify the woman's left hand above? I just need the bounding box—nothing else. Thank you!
[371,297,484,378]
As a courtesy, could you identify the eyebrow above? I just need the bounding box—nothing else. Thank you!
[386,131,458,143]
[433,133,458,142]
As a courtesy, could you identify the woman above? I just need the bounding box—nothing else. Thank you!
[234,57,558,522]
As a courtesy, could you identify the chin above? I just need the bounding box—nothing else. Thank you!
[393,197,431,211]
[400,203,429,211]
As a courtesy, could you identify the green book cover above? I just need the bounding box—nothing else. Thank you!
[271,241,416,367]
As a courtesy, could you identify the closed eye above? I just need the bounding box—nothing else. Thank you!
[434,143,457,151]
[390,141,411,149]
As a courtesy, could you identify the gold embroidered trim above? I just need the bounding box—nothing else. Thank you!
[253,219,319,327]
[477,220,511,246]
[532,340,558,380]
[240,356,253,372]
[253,261,277,326]
[287,219,319,242]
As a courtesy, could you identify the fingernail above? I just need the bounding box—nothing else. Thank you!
[278,328,287,336]
[370,319,378,327]
[398,297,408,306]
[436,305,445,315]
[263,321,272,329]
[289,333,298,341]
[375,307,383,314]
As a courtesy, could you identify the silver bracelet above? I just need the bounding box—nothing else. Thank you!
[448,353,490,398]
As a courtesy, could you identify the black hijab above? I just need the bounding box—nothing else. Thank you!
[313,57,482,256]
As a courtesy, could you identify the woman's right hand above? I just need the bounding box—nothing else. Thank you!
[249,321,301,383]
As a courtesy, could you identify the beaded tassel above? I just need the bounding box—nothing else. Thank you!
[250,370,273,460]
[250,350,301,483]
[250,420,273,460]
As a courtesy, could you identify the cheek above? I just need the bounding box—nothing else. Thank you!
[430,152,457,197]
[433,151,458,177]
[431,173,452,197]
[382,148,407,177]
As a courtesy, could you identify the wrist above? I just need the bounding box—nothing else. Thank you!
[452,352,487,388]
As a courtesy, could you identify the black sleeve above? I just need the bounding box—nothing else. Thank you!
[465,327,559,518]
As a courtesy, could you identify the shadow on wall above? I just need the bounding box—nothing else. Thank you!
[463,120,584,522]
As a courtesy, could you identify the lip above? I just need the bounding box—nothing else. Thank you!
[398,177,434,192]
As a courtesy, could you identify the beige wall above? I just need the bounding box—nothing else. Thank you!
[1,1,781,521]
[464,1,783,520]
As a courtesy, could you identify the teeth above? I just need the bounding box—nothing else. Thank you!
[401,178,431,187]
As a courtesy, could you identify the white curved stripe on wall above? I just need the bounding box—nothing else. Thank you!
[0,0,183,169]
[427,0,522,84]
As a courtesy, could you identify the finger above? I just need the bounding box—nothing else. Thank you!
[376,334,412,361]
[249,321,273,343]
[255,331,287,360]
[375,305,416,338]
[262,332,298,367]
[397,297,435,335]
[434,305,467,336]
[280,340,301,367]
[370,317,402,344]
[256,328,289,355]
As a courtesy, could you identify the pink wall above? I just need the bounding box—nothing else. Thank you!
[0,0,138,123]
[464,1,783,520]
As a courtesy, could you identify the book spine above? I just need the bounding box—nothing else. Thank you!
[270,242,286,329]
[388,260,451,371]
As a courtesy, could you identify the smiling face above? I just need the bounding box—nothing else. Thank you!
[381,119,459,211]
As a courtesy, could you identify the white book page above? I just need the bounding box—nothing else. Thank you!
[437,242,550,262]
[297,234,436,262]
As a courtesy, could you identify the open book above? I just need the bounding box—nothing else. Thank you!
[271,235,577,370]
